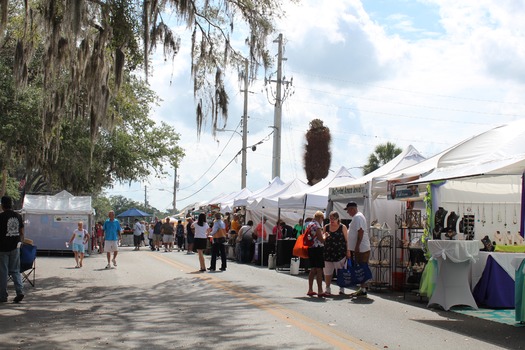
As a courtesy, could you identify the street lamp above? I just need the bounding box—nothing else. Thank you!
[217,128,247,189]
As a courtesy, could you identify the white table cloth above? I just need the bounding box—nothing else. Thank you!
[427,240,479,311]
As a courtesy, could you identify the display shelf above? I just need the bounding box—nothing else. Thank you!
[393,226,424,291]
[369,226,392,291]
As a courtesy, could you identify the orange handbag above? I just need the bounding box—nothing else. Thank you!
[292,233,309,259]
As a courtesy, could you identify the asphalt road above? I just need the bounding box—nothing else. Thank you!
[1,247,523,350]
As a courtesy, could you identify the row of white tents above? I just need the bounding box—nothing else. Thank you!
[183,119,525,239]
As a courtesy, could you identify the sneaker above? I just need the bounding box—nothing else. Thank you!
[112,259,117,267]
[351,289,367,297]
[105,264,111,269]
[13,294,24,303]
[339,287,345,295]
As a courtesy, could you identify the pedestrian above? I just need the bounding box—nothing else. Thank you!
[148,223,155,251]
[306,211,325,297]
[140,220,147,247]
[192,213,209,272]
[185,217,195,254]
[176,219,185,252]
[153,217,162,251]
[103,210,122,269]
[322,211,348,296]
[252,216,268,263]
[208,212,227,272]
[0,196,25,303]
[133,218,142,251]
[68,221,90,268]
[345,202,371,297]
[293,218,304,238]
[237,220,254,263]
[230,213,241,235]
[95,221,104,253]
[272,219,283,240]
[161,217,174,252]
[280,221,295,239]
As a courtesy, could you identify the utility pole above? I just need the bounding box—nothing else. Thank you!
[144,186,148,208]
[272,33,284,179]
[172,167,177,215]
[241,58,249,189]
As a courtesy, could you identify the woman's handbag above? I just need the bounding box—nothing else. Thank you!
[292,234,310,259]
[336,259,373,288]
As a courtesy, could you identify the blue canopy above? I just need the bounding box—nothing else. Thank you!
[117,208,152,218]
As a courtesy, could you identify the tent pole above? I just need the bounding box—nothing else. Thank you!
[520,172,525,237]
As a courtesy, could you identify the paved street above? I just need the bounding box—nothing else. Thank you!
[1,247,523,350]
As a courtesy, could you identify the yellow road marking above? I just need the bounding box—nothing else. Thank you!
[149,252,377,350]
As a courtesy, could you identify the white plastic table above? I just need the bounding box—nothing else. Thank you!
[427,240,480,311]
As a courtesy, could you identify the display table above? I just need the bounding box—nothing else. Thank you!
[427,240,479,311]
[512,257,525,322]
[471,251,525,308]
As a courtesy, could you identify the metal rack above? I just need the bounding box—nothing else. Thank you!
[369,227,392,291]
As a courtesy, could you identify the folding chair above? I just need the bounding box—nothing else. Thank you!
[20,244,37,287]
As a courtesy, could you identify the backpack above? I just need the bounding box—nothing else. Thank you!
[176,224,184,237]
[303,222,316,247]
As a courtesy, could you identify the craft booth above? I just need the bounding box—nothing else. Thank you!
[22,191,94,252]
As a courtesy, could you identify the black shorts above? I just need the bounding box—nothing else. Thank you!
[308,246,325,268]
[194,238,208,250]
[133,235,141,246]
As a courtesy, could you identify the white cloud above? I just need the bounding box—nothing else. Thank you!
[107,0,525,213]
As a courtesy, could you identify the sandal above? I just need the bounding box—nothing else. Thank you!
[307,291,317,296]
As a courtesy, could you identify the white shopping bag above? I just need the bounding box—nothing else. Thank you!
[268,254,276,269]
[290,257,300,275]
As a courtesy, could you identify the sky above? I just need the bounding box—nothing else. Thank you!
[107,0,525,214]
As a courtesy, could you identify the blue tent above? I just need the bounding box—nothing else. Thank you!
[117,208,152,218]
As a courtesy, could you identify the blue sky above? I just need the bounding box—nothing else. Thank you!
[107,0,525,213]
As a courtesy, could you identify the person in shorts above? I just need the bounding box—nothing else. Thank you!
[306,211,326,297]
[161,217,175,252]
[68,221,90,268]
[103,210,122,269]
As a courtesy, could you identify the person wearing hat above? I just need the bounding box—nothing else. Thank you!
[0,196,25,303]
[345,202,371,297]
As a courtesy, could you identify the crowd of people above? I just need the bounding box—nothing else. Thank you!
[0,199,370,304]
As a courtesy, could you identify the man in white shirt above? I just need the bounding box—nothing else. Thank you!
[345,202,371,297]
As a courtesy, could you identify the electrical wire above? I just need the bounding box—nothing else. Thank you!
[178,120,242,191]
[178,129,275,201]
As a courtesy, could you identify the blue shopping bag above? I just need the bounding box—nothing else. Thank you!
[337,259,372,288]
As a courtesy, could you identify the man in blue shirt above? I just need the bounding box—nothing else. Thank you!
[103,210,122,269]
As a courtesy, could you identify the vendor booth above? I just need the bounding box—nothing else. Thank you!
[402,120,525,309]
[22,191,94,252]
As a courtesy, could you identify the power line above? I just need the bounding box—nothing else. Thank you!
[288,70,525,106]
[293,86,525,118]
[178,120,242,191]
[178,130,275,201]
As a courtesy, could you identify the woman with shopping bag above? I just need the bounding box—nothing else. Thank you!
[322,211,348,296]
[306,211,326,297]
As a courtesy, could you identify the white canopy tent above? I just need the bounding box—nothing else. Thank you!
[232,177,285,208]
[403,120,525,241]
[22,190,94,251]
[329,145,427,229]
[278,166,355,217]
[217,187,253,213]
[246,178,310,229]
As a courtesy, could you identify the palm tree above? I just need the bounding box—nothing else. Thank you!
[363,142,402,175]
